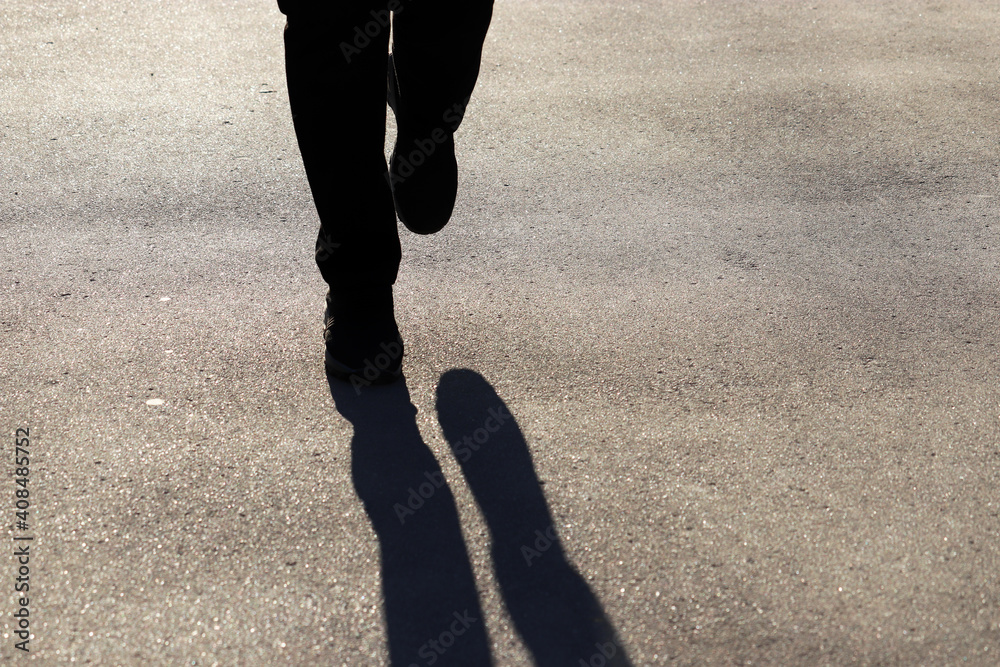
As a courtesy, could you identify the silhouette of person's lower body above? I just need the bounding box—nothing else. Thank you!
[278,0,494,384]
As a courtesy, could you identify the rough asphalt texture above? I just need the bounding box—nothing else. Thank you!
[2,0,999,664]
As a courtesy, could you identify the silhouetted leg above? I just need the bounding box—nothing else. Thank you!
[281,1,400,288]
[386,0,494,233]
[390,0,494,132]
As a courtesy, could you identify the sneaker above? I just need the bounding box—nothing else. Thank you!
[387,53,459,235]
[323,288,404,386]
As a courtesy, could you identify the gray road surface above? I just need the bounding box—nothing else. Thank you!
[2,0,999,664]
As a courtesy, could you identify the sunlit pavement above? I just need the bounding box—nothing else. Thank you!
[2,1,999,664]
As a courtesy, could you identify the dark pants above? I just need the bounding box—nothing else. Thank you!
[279,0,494,289]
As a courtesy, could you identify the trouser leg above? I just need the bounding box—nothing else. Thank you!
[281,1,399,288]
[390,0,494,135]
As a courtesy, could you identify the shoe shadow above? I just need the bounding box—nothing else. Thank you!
[436,369,633,667]
[328,376,492,667]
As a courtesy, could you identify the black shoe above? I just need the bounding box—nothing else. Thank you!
[323,287,404,388]
[387,53,459,235]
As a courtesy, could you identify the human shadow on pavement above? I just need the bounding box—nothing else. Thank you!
[328,377,491,667]
[436,369,633,667]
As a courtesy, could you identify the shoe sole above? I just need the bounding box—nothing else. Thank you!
[388,142,457,235]
[386,53,457,235]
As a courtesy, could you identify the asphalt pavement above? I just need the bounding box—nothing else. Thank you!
[2,0,999,664]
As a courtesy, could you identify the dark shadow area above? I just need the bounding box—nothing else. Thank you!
[436,369,633,667]
[328,376,491,666]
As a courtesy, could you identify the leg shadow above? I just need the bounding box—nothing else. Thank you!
[329,376,491,666]
[435,369,633,667]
